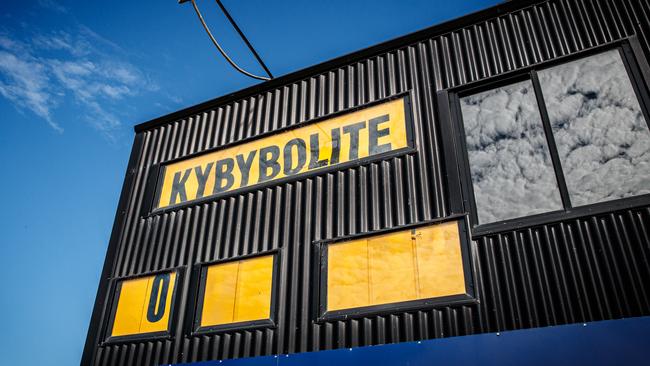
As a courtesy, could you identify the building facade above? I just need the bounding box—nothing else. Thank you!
[82,0,650,364]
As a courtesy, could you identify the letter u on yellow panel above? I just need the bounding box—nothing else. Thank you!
[111,272,177,337]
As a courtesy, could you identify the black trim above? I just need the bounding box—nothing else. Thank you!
[146,93,417,216]
[140,163,161,215]
[443,36,650,238]
[315,217,476,322]
[313,213,467,245]
[102,267,185,345]
[530,70,572,209]
[190,250,280,335]
[451,37,636,96]
[435,90,464,215]
[471,194,650,238]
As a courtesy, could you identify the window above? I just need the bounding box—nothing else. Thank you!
[108,271,178,339]
[196,254,275,331]
[324,220,468,314]
[457,47,650,226]
[460,80,563,223]
[538,50,650,206]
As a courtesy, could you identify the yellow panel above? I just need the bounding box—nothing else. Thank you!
[368,230,417,305]
[157,98,409,209]
[201,261,238,326]
[415,221,466,298]
[111,277,149,337]
[139,272,177,334]
[327,239,370,311]
[234,255,274,322]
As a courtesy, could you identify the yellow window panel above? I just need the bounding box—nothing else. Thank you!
[112,277,149,337]
[327,239,370,311]
[325,220,467,313]
[415,221,466,298]
[234,255,274,322]
[200,254,275,327]
[201,261,239,327]
[368,230,417,305]
[111,272,176,337]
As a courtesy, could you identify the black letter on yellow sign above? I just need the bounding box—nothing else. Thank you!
[369,115,391,155]
[259,146,280,182]
[342,121,366,160]
[194,163,214,199]
[330,128,341,165]
[284,138,306,175]
[236,151,256,187]
[147,273,170,322]
[309,134,328,169]
[213,159,235,194]
[170,169,191,205]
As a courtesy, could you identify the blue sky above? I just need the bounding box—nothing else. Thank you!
[0,0,499,364]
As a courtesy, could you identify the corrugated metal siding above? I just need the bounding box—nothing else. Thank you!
[87,0,650,364]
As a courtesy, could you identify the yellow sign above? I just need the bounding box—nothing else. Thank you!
[155,98,411,209]
[327,220,465,311]
[199,255,274,327]
[111,272,177,337]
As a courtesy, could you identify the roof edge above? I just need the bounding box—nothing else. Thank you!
[134,0,540,133]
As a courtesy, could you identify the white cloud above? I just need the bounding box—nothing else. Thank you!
[38,0,68,14]
[0,22,159,138]
[0,47,62,132]
[538,49,650,206]
[461,80,563,224]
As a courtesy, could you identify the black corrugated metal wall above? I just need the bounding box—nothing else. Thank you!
[84,0,650,364]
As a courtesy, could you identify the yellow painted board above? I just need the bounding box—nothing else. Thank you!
[157,98,409,209]
[415,221,466,298]
[327,239,370,311]
[201,262,238,326]
[368,230,417,305]
[139,272,177,334]
[111,277,149,337]
[111,272,176,337]
[233,255,274,322]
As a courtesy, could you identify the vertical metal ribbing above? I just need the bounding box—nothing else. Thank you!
[90,1,650,364]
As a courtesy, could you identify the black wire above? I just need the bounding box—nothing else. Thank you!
[215,0,273,79]
[189,0,271,81]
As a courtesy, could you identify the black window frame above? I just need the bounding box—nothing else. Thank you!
[188,249,280,335]
[313,214,476,322]
[102,267,185,345]
[438,36,650,238]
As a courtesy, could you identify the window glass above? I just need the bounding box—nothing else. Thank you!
[326,221,466,312]
[460,80,563,224]
[538,50,650,206]
[200,255,274,327]
[111,272,177,337]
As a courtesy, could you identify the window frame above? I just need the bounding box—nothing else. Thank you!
[189,250,280,335]
[439,36,650,238]
[313,214,476,323]
[102,267,185,345]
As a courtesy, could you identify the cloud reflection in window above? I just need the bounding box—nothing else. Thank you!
[539,50,650,207]
[460,80,563,224]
